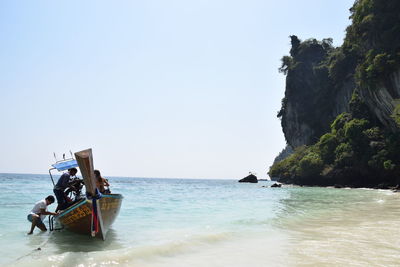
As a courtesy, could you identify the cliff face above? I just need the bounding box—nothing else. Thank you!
[281,67,400,148]
[278,0,400,148]
[270,0,400,187]
[280,38,354,148]
[360,69,400,131]
[282,72,355,148]
[282,101,314,148]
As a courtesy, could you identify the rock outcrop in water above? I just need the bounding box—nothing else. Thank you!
[270,183,282,188]
[238,174,258,183]
[269,0,400,188]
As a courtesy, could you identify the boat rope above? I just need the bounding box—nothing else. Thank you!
[86,188,102,237]
[13,231,54,263]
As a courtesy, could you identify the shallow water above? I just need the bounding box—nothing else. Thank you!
[0,173,399,266]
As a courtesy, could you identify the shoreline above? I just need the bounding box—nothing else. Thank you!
[269,181,400,192]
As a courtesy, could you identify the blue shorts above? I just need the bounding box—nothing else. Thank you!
[27,214,44,225]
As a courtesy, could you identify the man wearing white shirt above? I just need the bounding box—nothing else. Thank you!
[27,195,58,235]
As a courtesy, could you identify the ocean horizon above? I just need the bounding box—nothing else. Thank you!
[0,172,243,181]
[1,173,399,266]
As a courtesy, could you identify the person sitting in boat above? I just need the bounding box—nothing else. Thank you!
[27,195,58,235]
[53,167,78,212]
[94,169,111,194]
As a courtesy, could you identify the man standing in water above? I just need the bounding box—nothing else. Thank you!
[27,195,57,234]
[53,168,77,212]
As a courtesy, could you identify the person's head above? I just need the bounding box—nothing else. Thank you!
[45,195,55,205]
[94,170,101,180]
[68,168,78,176]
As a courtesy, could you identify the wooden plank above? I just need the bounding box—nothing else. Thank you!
[75,149,96,195]
[74,148,106,240]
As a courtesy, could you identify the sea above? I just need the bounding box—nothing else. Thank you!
[0,173,399,267]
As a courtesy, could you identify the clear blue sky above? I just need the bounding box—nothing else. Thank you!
[0,0,355,179]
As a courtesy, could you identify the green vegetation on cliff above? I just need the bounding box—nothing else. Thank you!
[270,103,400,186]
[346,0,400,88]
[270,0,400,187]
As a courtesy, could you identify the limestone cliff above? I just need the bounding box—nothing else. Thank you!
[280,52,400,148]
[270,0,400,187]
[279,37,354,147]
[359,69,400,131]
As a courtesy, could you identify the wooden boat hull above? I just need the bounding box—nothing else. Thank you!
[56,194,123,238]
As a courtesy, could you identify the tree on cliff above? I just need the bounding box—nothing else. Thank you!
[290,35,300,56]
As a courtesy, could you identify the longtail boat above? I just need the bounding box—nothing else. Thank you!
[49,149,122,240]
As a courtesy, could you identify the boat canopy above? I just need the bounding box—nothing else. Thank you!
[52,159,79,171]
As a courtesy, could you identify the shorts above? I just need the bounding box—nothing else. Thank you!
[27,214,44,226]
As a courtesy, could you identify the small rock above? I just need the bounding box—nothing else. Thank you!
[376,183,390,189]
[270,183,282,188]
[238,174,258,183]
[390,184,400,192]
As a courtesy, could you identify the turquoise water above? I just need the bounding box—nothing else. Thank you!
[1,173,399,266]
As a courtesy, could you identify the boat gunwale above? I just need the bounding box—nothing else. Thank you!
[56,194,123,219]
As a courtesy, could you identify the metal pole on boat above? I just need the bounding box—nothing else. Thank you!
[48,168,56,186]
